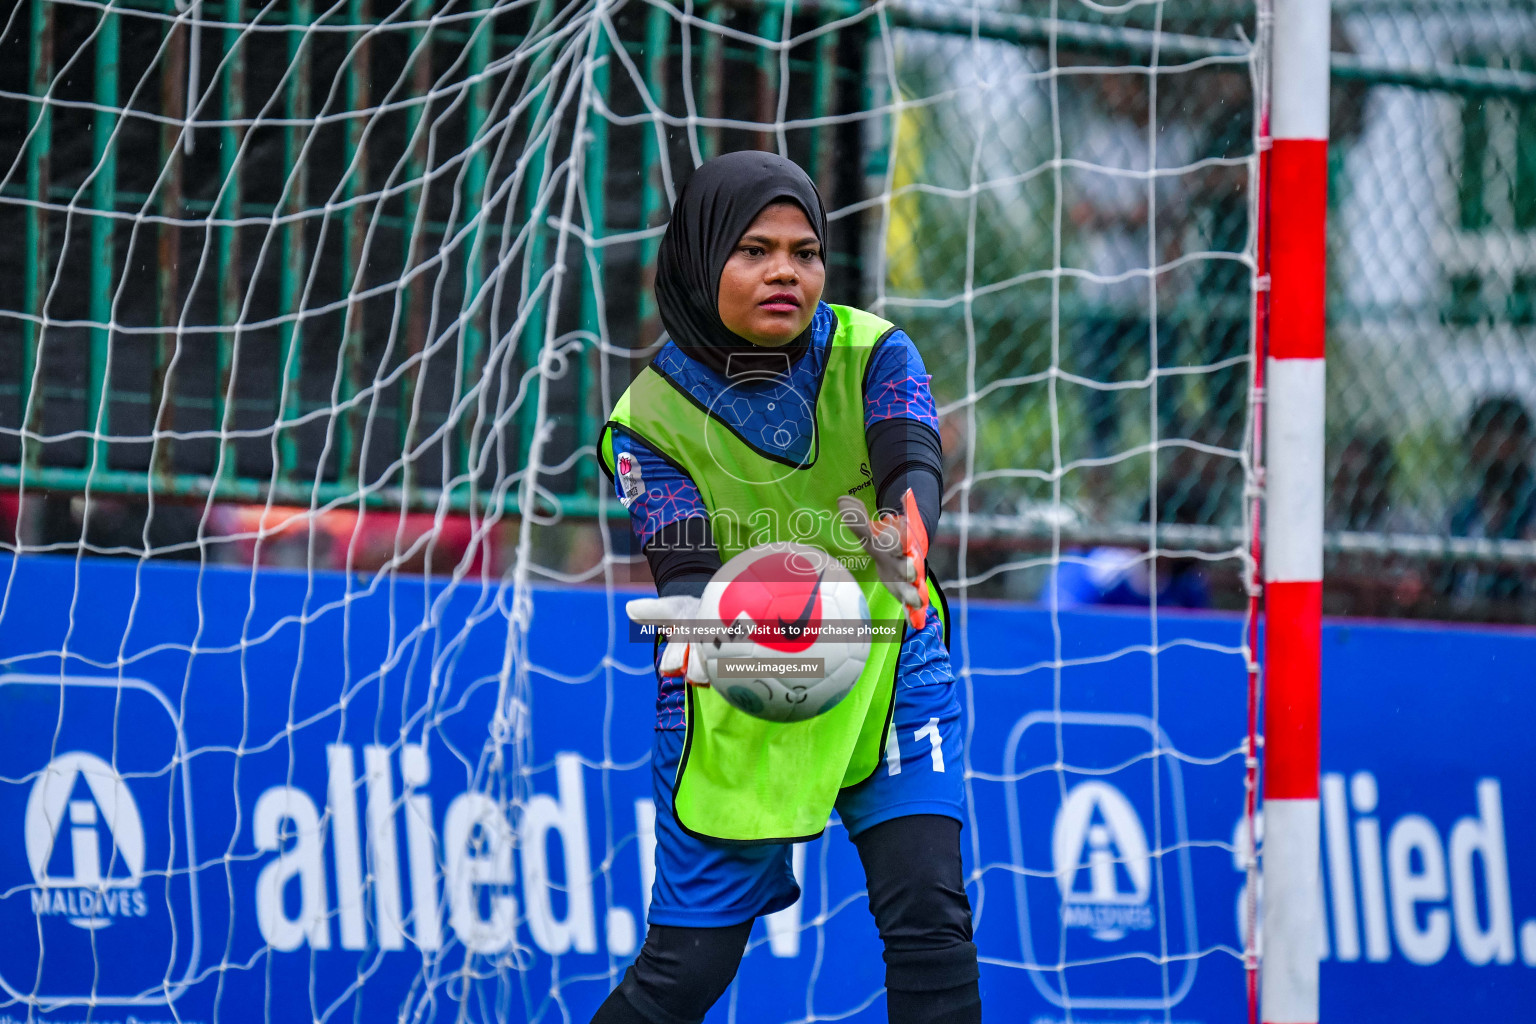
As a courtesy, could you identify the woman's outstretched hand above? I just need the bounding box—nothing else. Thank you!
[626,595,713,686]
[837,488,931,630]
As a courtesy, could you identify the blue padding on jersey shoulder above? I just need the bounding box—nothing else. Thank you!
[863,328,939,431]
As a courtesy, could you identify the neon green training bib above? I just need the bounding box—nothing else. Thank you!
[600,304,943,842]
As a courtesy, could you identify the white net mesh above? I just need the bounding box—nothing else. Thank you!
[0,1,1262,1021]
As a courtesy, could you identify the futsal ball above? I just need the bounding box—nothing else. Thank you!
[696,541,872,723]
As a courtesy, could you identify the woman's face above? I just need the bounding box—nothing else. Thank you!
[716,201,825,347]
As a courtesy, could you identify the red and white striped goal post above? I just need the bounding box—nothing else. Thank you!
[1263,1,1330,1023]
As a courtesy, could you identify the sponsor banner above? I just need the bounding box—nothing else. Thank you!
[0,556,1532,1023]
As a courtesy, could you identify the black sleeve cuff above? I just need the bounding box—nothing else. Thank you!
[866,417,944,539]
[643,516,724,598]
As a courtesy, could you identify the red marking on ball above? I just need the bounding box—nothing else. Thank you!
[718,551,825,654]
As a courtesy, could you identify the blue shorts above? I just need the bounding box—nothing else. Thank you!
[647,605,966,928]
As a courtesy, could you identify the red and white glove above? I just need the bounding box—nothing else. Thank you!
[625,594,712,686]
[837,487,931,630]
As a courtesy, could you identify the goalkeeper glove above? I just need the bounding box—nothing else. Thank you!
[837,487,931,630]
[625,594,712,686]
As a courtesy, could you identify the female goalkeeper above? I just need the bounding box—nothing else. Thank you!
[594,150,979,1024]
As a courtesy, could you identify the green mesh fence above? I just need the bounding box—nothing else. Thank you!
[1324,2,1536,621]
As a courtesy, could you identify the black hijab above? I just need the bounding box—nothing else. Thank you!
[654,150,829,379]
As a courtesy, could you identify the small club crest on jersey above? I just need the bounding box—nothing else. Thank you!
[616,451,645,507]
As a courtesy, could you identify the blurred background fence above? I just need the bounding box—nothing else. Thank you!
[1,0,1534,623]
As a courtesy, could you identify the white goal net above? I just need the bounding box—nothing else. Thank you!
[0,1,1262,1022]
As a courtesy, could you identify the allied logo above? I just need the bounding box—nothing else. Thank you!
[2,673,200,1006]
[1052,780,1154,940]
[1004,711,1198,1010]
[25,751,149,929]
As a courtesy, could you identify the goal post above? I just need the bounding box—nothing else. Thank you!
[1262,1,1330,1023]
[0,2,1292,1021]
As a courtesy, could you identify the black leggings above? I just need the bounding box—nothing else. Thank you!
[590,815,980,1024]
